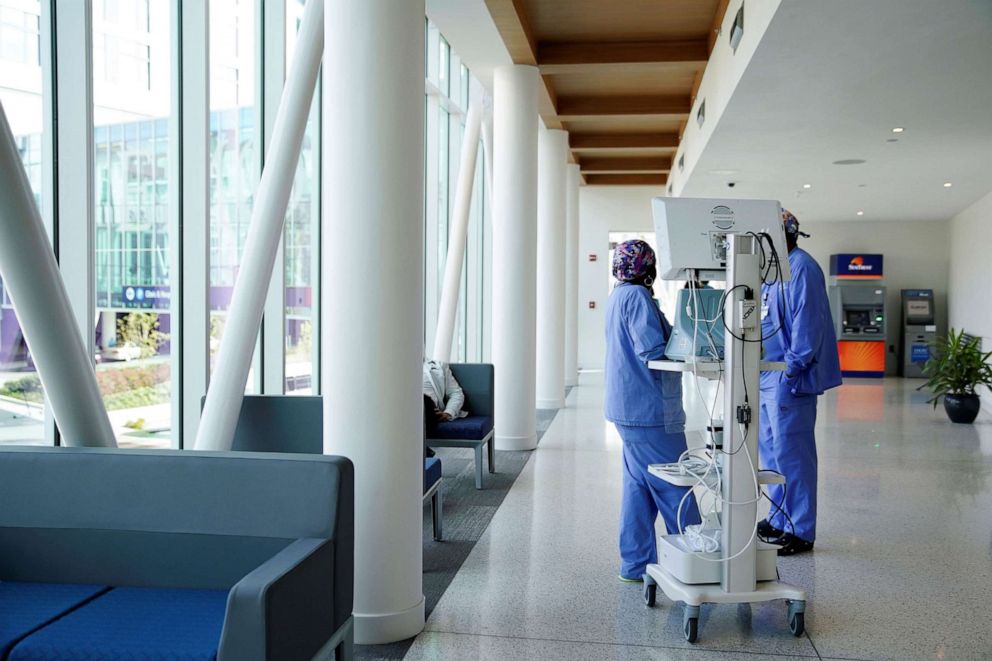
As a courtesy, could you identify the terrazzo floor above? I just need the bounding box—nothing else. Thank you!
[404,372,992,661]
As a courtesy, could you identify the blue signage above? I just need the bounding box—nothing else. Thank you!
[830,253,884,278]
[911,344,930,363]
[122,285,171,309]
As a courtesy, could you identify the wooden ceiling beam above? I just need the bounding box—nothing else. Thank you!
[570,133,679,150]
[709,0,732,53]
[579,156,672,173]
[537,39,708,74]
[584,174,668,186]
[557,95,691,120]
[484,0,562,128]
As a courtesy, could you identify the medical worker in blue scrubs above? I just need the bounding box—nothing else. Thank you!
[758,210,842,555]
[605,239,701,581]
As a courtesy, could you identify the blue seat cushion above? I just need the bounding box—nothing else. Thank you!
[9,586,229,661]
[0,582,109,658]
[424,457,442,494]
[429,415,494,441]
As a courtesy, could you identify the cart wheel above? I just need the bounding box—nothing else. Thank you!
[789,611,805,636]
[682,605,701,643]
[683,616,699,643]
[643,582,656,607]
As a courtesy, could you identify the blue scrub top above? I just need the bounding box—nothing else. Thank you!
[760,247,842,397]
[604,282,686,430]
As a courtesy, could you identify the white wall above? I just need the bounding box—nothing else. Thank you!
[799,219,950,376]
[948,189,992,411]
[578,186,664,369]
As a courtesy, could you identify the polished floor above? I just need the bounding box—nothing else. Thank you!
[404,373,992,660]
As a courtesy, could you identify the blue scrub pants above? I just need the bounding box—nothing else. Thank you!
[616,425,702,579]
[759,393,818,542]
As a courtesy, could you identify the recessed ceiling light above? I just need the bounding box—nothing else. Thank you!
[943,182,953,188]
[803,183,812,189]
[892,127,904,133]
[856,210,864,216]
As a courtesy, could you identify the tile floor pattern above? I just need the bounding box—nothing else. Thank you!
[405,373,992,661]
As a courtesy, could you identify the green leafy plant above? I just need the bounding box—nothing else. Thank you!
[116,312,169,359]
[920,328,992,408]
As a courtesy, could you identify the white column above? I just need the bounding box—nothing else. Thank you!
[196,0,323,451]
[492,65,539,450]
[323,0,425,644]
[433,103,482,362]
[0,103,115,448]
[535,127,568,409]
[564,163,580,387]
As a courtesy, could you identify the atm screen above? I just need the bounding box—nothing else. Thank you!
[907,300,931,320]
[845,310,871,327]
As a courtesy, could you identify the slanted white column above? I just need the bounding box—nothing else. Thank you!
[564,163,581,387]
[492,65,539,451]
[0,103,115,448]
[535,128,568,409]
[432,103,483,362]
[195,0,323,451]
[323,0,425,644]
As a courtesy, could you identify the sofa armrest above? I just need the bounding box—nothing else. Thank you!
[218,537,339,661]
[449,363,494,417]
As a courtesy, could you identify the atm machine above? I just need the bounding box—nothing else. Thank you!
[828,254,886,378]
[900,289,936,377]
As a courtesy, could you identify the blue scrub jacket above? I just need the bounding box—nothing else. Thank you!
[760,247,842,397]
[604,282,685,430]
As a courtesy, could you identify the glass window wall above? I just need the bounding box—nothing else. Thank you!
[91,0,173,447]
[0,0,47,446]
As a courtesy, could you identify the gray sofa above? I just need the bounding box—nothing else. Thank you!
[0,446,354,661]
[219,394,443,541]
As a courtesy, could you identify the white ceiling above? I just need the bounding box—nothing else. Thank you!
[682,0,992,223]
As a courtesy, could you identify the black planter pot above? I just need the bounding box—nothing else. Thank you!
[943,394,981,424]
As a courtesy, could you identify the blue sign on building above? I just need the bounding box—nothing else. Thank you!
[122,286,171,310]
[829,253,884,278]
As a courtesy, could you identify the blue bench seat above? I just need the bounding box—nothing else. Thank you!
[430,415,494,441]
[0,582,109,659]
[8,586,229,661]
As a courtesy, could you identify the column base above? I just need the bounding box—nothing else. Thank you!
[495,433,537,452]
[353,595,425,645]
[536,397,565,409]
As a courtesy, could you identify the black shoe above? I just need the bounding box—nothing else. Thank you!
[757,519,785,540]
[775,533,814,556]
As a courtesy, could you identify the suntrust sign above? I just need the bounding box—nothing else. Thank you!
[829,254,884,278]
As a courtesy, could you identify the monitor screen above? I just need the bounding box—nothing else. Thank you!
[845,309,871,327]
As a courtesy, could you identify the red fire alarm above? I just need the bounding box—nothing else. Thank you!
[588,254,598,262]
[588,301,596,309]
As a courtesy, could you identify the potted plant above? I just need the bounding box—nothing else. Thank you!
[921,328,992,423]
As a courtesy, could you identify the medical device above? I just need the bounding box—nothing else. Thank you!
[640,197,807,643]
[651,197,791,282]
[665,288,726,361]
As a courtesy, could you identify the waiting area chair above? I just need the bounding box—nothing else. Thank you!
[426,363,496,489]
[222,395,443,541]
[0,446,354,661]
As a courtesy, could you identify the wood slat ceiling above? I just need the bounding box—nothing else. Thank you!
[485,0,730,185]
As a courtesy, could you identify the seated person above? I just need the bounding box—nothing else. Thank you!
[423,359,467,455]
